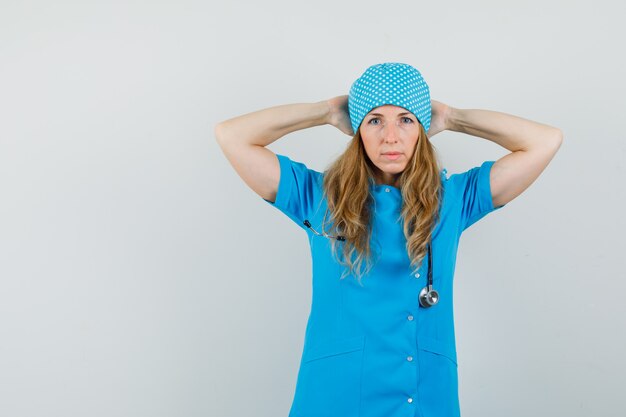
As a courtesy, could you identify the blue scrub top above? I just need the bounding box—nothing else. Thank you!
[264,153,506,417]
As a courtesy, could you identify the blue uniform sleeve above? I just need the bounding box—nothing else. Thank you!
[263,153,323,231]
[452,160,506,232]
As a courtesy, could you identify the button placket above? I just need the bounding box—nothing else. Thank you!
[405,308,416,404]
[404,264,420,408]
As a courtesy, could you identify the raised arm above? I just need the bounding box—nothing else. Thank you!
[441,103,563,208]
[214,97,352,203]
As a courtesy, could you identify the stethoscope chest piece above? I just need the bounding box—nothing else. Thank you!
[418,242,438,308]
[419,285,439,308]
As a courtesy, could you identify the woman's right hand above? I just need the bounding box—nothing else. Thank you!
[325,95,355,136]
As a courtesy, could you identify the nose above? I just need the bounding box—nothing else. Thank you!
[383,123,399,143]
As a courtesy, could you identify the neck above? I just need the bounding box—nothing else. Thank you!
[375,172,401,188]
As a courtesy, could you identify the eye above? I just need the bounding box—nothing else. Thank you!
[402,117,413,123]
[368,118,380,125]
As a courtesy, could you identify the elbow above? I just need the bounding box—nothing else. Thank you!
[214,122,225,145]
[553,128,564,151]
[539,128,563,159]
[541,127,563,153]
[214,121,245,157]
[214,121,233,151]
[529,128,563,156]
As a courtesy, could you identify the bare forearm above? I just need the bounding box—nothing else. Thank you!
[215,101,330,148]
[447,107,563,152]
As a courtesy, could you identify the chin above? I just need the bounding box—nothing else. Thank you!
[377,162,407,174]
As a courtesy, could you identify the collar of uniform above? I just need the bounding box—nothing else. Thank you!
[370,183,401,195]
[367,169,448,195]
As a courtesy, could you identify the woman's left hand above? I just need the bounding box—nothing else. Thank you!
[426,99,453,138]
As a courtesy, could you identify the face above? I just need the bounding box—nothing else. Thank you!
[359,104,421,186]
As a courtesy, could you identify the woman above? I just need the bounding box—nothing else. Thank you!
[215,62,562,417]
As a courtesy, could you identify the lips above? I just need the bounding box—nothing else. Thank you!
[382,152,402,160]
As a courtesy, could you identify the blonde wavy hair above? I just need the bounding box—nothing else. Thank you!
[321,122,444,285]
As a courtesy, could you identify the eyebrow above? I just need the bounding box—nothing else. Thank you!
[367,112,413,117]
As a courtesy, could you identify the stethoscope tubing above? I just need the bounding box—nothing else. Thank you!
[303,219,439,308]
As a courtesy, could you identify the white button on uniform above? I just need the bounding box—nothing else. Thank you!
[407,314,414,321]
[385,187,390,192]
[407,397,413,403]
[414,273,420,278]
[407,355,413,362]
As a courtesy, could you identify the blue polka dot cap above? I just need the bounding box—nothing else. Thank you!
[348,62,431,135]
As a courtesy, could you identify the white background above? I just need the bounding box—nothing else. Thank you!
[1,1,624,416]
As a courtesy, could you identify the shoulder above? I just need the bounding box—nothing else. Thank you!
[442,161,494,194]
[277,154,324,181]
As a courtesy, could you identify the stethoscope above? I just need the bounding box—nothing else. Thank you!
[303,219,439,308]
